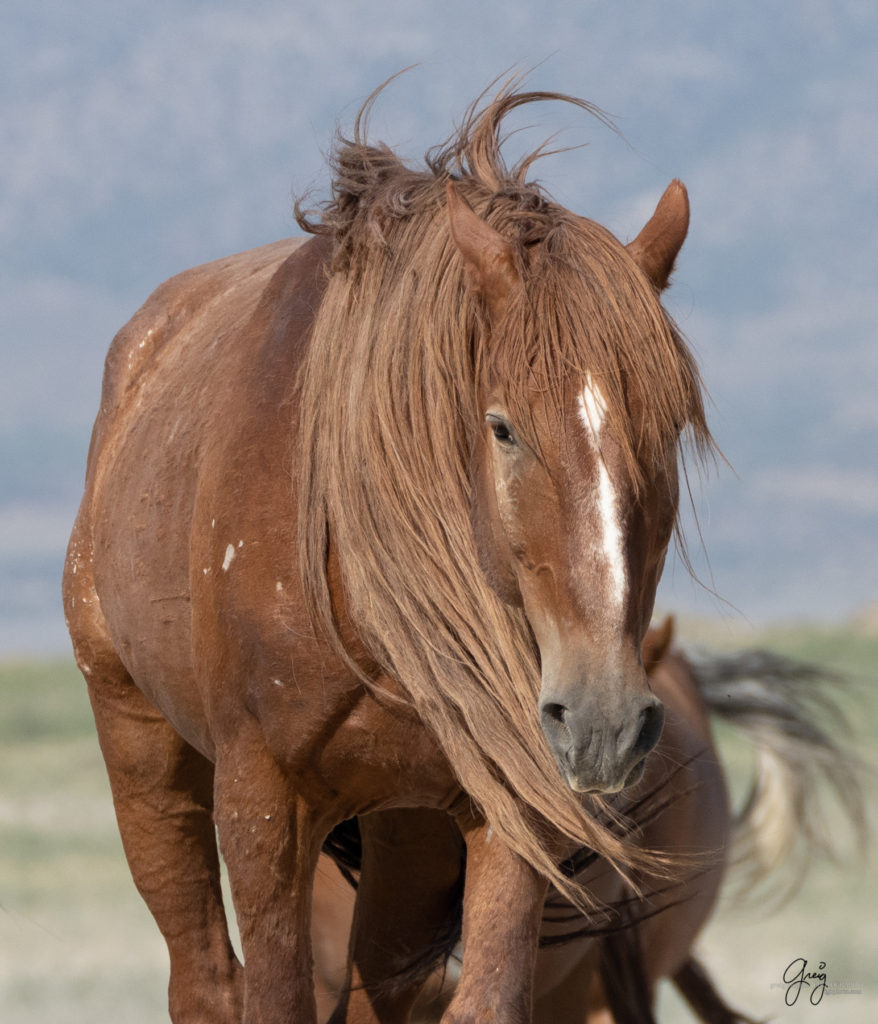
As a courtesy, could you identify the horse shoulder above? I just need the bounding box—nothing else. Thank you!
[76,237,322,752]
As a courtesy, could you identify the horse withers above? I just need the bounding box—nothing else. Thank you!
[64,81,713,1024]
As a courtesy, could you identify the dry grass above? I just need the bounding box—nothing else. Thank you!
[1,625,874,1022]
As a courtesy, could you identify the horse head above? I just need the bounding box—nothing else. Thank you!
[450,180,693,795]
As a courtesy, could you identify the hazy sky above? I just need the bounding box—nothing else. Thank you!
[2,0,876,651]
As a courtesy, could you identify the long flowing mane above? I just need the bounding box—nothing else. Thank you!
[295,80,714,905]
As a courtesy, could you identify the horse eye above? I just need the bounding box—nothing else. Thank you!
[487,415,516,446]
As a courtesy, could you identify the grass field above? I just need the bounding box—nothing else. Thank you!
[1,624,875,1023]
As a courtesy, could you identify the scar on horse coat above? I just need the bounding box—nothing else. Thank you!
[65,79,724,1024]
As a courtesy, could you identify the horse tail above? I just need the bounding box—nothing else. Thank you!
[691,647,868,903]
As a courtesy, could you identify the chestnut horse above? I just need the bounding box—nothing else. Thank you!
[311,620,866,1024]
[64,83,715,1024]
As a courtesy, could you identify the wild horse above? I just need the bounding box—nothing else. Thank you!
[65,81,716,1023]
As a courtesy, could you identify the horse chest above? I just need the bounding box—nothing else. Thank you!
[237,661,461,814]
[313,697,460,812]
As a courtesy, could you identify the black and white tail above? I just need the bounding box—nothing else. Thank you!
[692,647,868,904]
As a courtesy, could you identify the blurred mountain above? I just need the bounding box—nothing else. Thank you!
[2,1,876,652]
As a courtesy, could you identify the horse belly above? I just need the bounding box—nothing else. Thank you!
[634,657,730,980]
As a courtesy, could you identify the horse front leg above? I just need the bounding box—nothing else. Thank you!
[442,816,548,1024]
[85,660,243,1024]
[215,734,328,1024]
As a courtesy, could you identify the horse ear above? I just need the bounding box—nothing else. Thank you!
[446,182,518,323]
[642,615,675,675]
[627,180,689,292]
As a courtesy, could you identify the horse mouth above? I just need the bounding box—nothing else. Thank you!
[622,756,648,790]
[563,755,648,795]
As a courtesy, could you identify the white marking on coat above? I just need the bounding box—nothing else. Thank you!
[275,581,283,592]
[580,373,608,433]
[577,375,627,612]
[222,544,236,571]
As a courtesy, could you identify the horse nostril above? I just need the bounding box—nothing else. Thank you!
[634,700,665,757]
[541,702,568,727]
[539,700,573,770]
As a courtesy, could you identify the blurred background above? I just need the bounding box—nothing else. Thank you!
[1,1,875,1021]
[2,0,877,651]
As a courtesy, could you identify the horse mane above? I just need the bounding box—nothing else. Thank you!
[295,79,714,906]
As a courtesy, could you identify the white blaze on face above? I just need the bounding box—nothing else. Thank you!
[577,374,627,613]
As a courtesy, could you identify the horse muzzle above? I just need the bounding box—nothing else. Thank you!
[539,690,665,794]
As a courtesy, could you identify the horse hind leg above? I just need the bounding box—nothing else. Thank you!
[83,655,243,1023]
[585,923,656,1024]
[672,958,760,1024]
[338,809,465,1024]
